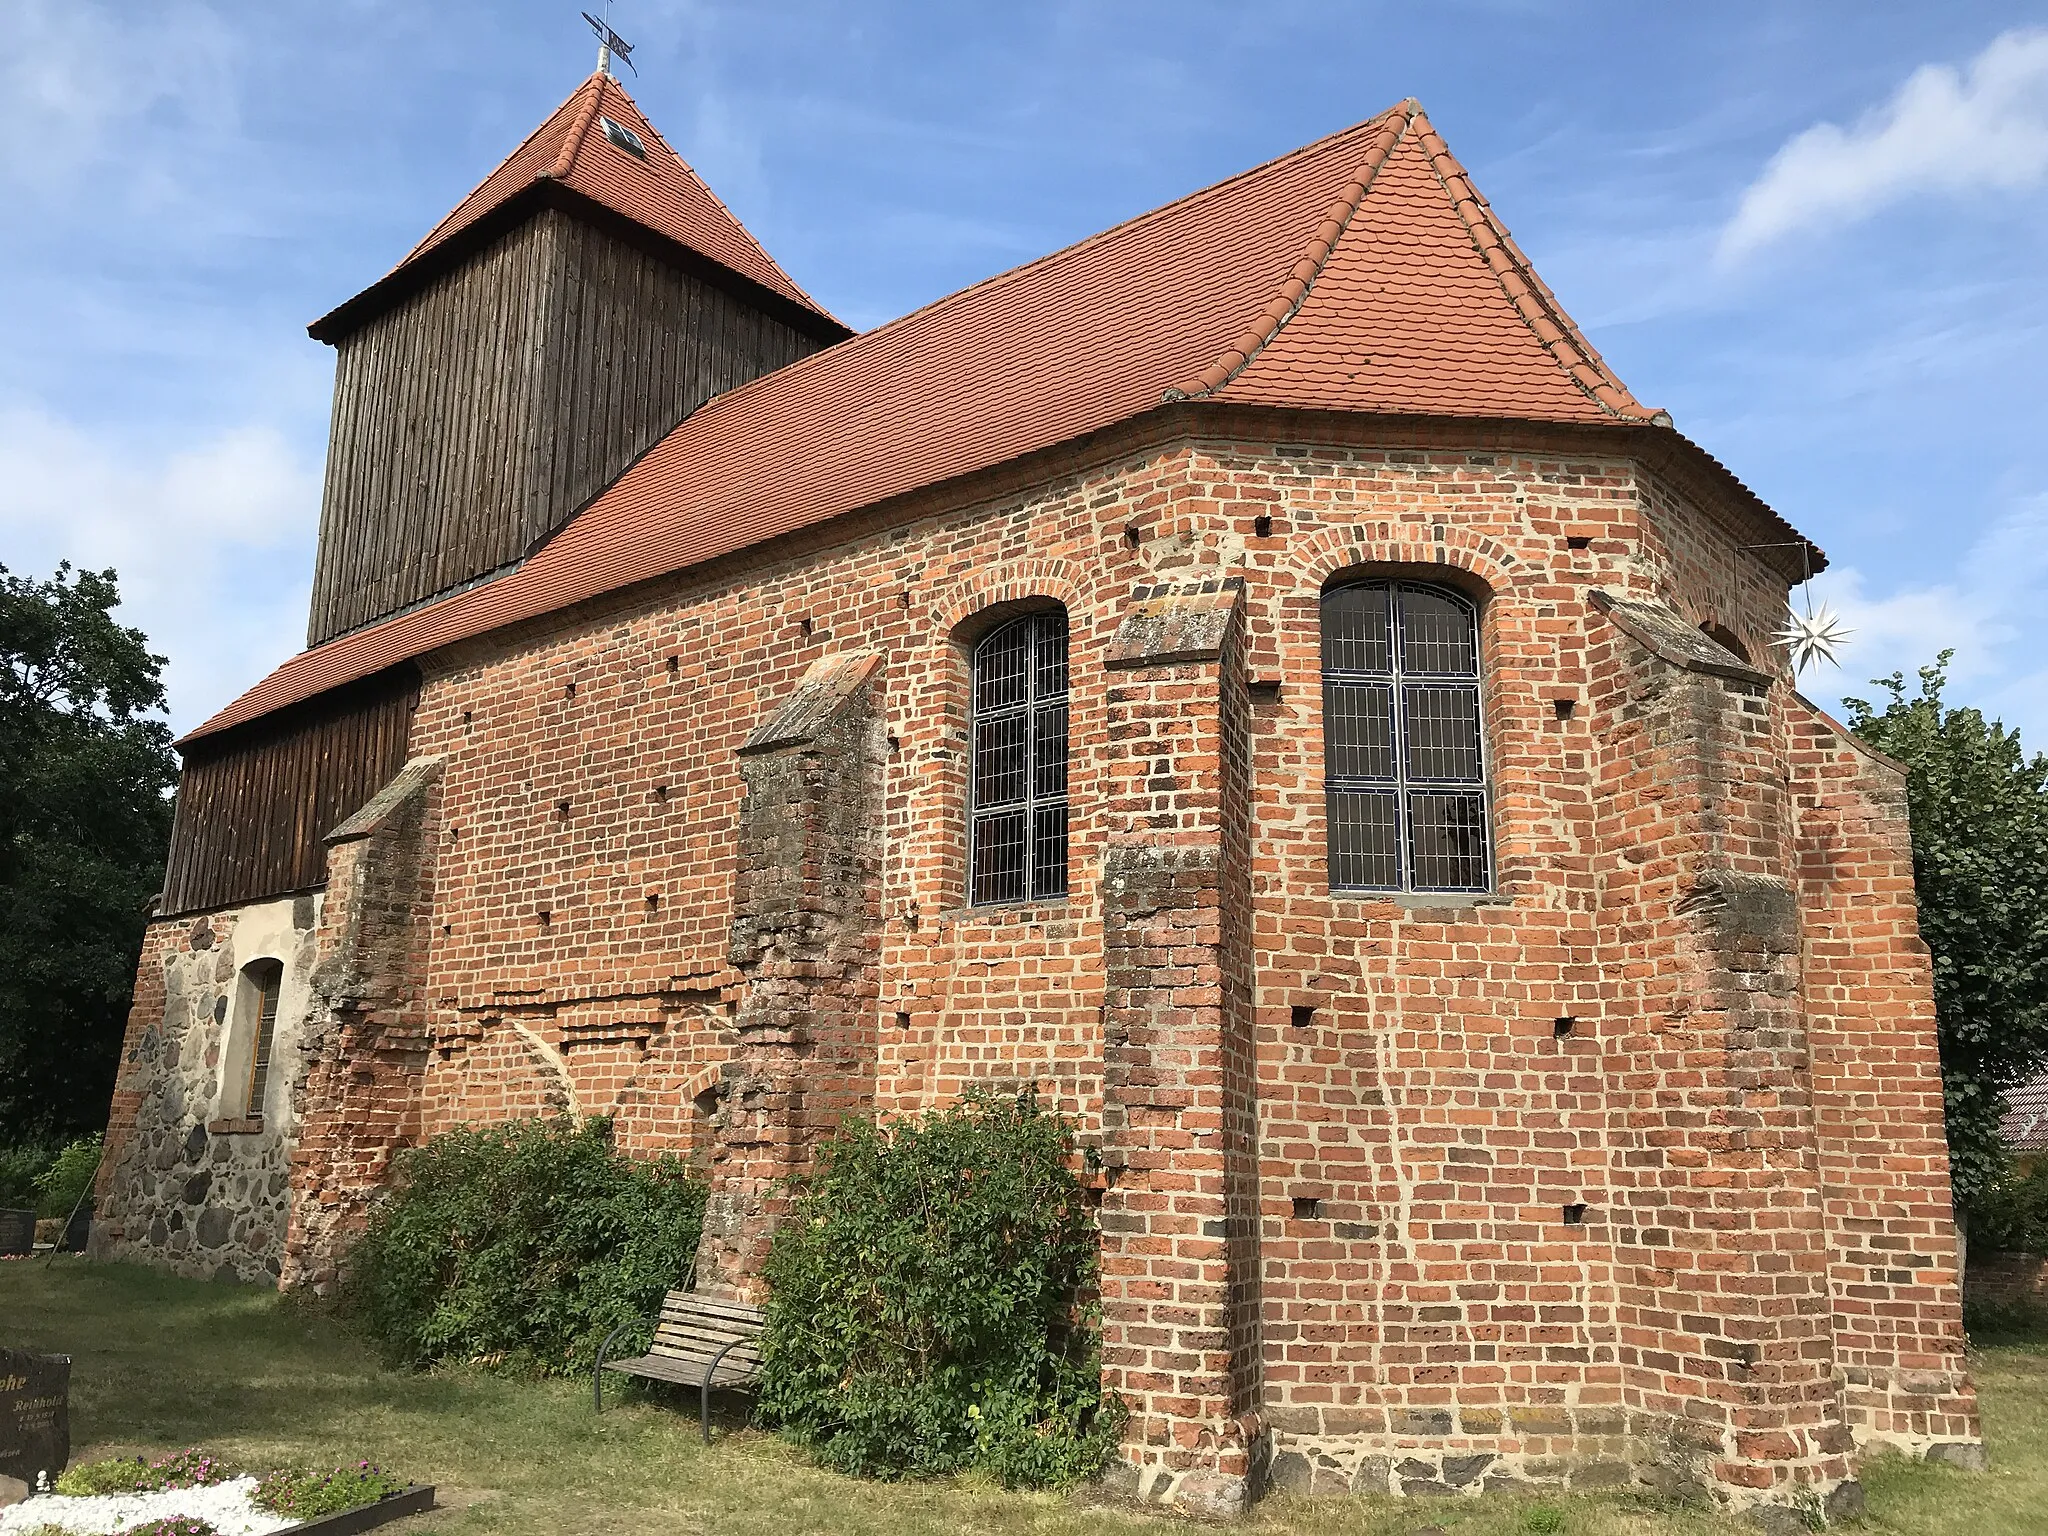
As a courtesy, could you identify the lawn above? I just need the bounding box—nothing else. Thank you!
[3,1258,2043,1535]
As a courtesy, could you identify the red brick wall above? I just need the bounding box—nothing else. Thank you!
[1965,1250,2048,1311]
[1790,698,1977,1451]
[109,414,1978,1517]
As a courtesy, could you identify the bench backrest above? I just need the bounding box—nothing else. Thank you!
[648,1290,767,1369]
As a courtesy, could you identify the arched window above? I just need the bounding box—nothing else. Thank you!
[1322,581,1491,893]
[221,959,283,1119]
[1699,622,1751,664]
[970,610,1069,904]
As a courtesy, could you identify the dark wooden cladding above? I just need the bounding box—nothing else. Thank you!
[160,666,420,917]
[307,207,824,647]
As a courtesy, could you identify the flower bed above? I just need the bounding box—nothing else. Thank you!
[1,1451,423,1536]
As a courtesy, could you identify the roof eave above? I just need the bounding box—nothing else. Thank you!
[180,399,1819,748]
[306,178,852,347]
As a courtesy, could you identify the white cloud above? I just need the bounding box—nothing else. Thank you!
[0,1,236,194]
[1804,493,2048,739]
[1718,28,2048,263]
[0,405,317,735]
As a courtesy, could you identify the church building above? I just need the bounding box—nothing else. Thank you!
[94,69,1981,1518]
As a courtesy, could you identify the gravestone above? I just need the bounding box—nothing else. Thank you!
[0,1211,31,1257]
[0,1348,70,1494]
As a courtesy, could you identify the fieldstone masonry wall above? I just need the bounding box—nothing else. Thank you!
[94,894,322,1281]
[105,419,1982,1521]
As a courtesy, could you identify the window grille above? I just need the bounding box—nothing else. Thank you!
[1322,582,1491,892]
[244,962,282,1116]
[971,611,1069,904]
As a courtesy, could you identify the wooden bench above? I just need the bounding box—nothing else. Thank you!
[594,1291,765,1442]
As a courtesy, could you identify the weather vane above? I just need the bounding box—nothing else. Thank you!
[1749,539,1854,675]
[583,7,636,76]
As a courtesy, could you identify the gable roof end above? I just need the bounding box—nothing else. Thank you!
[307,72,847,344]
[1179,103,1665,424]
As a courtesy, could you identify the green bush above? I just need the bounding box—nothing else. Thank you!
[756,1089,1122,1488]
[34,1132,102,1217]
[344,1115,705,1376]
[254,1461,408,1519]
[123,1519,221,1536]
[1970,1157,2048,1255]
[0,1142,52,1208]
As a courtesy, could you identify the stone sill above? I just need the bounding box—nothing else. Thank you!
[207,1116,264,1136]
[1332,891,1515,913]
[937,897,1075,927]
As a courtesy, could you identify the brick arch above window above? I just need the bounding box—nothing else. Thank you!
[1290,523,1517,595]
[927,562,1083,642]
[1243,525,1513,680]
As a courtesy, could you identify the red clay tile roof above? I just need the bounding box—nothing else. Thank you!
[190,100,1784,744]
[308,71,842,341]
[2003,1073,2048,1153]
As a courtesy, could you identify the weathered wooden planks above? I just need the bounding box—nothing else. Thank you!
[305,208,823,647]
[160,666,420,916]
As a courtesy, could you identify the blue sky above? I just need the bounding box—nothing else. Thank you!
[3,1,2045,739]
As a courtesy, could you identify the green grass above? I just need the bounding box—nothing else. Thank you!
[4,1256,2046,1535]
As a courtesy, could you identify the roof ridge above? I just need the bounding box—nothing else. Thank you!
[544,105,1430,429]
[600,79,832,319]
[788,106,1424,357]
[1163,101,1418,402]
[546,72,608,181]
[397,79,598,268]
[1410,110,1665,425]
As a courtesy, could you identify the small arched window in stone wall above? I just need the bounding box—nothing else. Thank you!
[1321,580,1492,893]
[220,959,284,1120]
[970,610,1069,904]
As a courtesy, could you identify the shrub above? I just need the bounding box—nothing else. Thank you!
[344,1115,705,1376]
[253,1462,407,1520]
[54,1448,238,1495]
[756,1089,1122,1487]
[0,1142,53,1208]
[33,1133,102,1217]
[124,1520,220,1536]
[1970,1157,2048,1255]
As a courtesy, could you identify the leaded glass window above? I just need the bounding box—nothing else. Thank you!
[1322,582,1491,892]
[971,611,1069,904]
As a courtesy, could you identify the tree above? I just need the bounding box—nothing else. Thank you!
[0,564,177,1142]
[1845,653,2048,1214]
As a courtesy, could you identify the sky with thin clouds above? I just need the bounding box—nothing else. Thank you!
[2,1,2045,741]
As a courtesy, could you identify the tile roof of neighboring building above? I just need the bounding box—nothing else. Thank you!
[189,98,1809,744]
[2003,1072,2048,1153]
[308,71,844,342]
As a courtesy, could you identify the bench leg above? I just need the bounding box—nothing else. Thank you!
[701,1338,747,1446]
[594,1321,638,1413]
